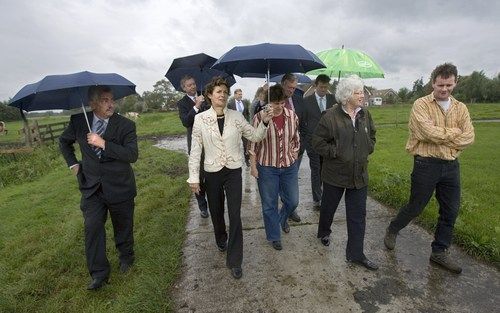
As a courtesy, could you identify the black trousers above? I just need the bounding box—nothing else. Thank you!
[205,167,243,268]
[388,156,461,252]
[317,182,367,261]
[80,189,135,279]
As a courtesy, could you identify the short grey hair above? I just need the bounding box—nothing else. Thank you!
[88,85,112,102]
[335,75,364,105]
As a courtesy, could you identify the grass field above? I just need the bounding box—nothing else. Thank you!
[0,141,192,312]
[369,122,500,264]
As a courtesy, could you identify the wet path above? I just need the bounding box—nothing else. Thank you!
[156,136,499,313]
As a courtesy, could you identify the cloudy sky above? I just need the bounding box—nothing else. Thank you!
[1,0,499,101]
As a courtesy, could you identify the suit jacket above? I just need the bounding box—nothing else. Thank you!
[289,94,307,155]
[177,95,209,153]
[59,112,138,204]
[302,93,336,150]
[227,99,250,121]
[187,107,268,183]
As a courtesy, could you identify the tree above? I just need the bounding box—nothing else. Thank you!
[454,71,489,103]
[397,87,411,103]
[0,101,21,121]
[485,73,500,102]
[411,77,426,100]
[142,79,183,111]
[115,94,141,114]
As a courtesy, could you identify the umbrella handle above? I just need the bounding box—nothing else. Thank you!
[81,99,91,132]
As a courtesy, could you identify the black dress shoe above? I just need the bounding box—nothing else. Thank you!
[348,258,379,271]
[320,236,330,246]
[288,211,301,222]
[217,241,227,252]
[281,220,290,233]
[200,209,209,218]
[231,267,242,279]
[87,277,109,290]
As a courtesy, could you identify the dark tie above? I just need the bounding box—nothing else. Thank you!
[94,119,105,158]
[285,98,294,111]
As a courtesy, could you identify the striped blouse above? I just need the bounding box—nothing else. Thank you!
[249,107,300,168]
[406,93,475,160]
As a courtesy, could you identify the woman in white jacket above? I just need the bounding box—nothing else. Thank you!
[188,77,273,279]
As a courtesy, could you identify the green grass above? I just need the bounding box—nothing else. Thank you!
[135,111,185,137]
[369,122,500,264]
[368,102,500,125]
[0,141,191,312]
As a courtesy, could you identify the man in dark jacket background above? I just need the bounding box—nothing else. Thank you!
[177,75,209,218]
[302,74,336,209]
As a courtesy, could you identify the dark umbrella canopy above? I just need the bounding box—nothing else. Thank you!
[9,71,136,112]
[165,53,236,92]
[211,43,326,78]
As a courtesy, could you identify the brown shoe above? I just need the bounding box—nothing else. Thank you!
[430,250,462,274]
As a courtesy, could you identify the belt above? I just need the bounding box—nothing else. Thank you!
[415,155,457,164]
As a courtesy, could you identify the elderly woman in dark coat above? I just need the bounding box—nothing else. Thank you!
[312,75,378,270]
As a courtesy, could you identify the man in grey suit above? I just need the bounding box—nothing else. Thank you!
[60,86,138,290]
[302,75,336,208]
[227,88,250,166]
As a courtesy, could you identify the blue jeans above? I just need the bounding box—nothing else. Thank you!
[388,156,461,252]
[257,161,299,241]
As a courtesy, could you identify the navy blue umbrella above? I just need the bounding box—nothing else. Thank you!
[165,53,236,93]
[9,71,136,131]
[270,73,312,84]
[211,43,326,79]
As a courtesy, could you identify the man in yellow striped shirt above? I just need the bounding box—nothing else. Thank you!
[384,63,475,274]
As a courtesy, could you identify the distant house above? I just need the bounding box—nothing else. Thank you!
[369,88,397,105]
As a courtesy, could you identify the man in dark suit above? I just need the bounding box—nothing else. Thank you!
[281,73,307,222]
[177,75,209,218]
[227,88,250,166]
[59,85,138,290]
[302,74,336,209]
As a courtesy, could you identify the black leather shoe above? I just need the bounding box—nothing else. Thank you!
[217,241,227,252]
[87,277,109,290]
[288,211,301,222]
[281,220,290,233]
[200,209,209,218]
[272,240,283,250]
[320,236,330,246]
[120,262,133,273]
[348,258,379,271]
[231,267,242,279]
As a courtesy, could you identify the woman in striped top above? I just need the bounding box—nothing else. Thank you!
[249,84,301,251]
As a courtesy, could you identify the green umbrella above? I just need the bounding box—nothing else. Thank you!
[307,47,384,80]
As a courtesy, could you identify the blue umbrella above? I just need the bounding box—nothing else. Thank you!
[211,43,325,79]
[270,73,312,84]
[165,53,236,93]
[9,71,136,131]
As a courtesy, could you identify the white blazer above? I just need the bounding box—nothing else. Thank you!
[188,106,268,183]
